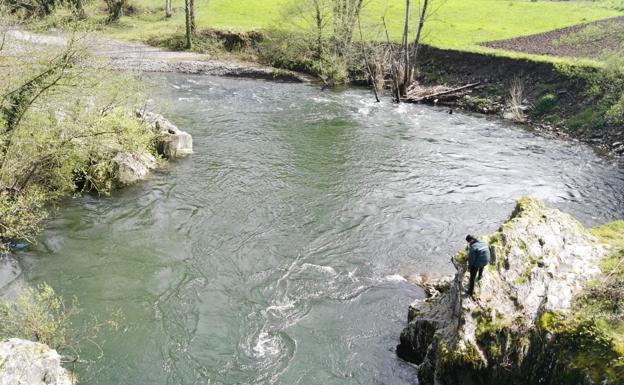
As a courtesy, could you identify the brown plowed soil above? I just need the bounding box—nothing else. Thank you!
[483,16,624,60]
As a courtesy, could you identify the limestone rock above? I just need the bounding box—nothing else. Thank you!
[112,151,157,185]
[397,197,610,385]
[0,338,72,385]
[136,111,193,158]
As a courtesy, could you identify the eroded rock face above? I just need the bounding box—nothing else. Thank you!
[137,111,193,158]
[397,197,609,385]
[0,339,72,385]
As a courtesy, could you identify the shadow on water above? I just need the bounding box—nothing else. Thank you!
[4,73,624,385]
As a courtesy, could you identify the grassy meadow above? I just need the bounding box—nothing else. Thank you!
[76,0,624,53]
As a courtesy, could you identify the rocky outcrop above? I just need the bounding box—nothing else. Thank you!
[136,111,193,159]
[106,112,192,186]
[112,151,158,185]
[397,197,620,385]
[0,338,72,385]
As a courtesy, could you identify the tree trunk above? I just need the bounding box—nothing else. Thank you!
[357,13,379,103]
[165,0,172,18]
[314,0,323,61]
[411,0,429,70]
[332,0,363,51]
[185,0,193,49]
[402,0,411,92]
[383,17,401,103]
[189,0,196,34]
[73,0,86,19]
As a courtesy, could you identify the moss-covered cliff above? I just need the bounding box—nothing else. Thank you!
[397,197,624,385]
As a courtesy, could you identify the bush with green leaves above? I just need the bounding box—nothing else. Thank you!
[0,30,156,252]
[0,283,75,350]
[4,0,86,19]
[557,55,624,129]
[0,283,121,359]
[257,0,365,86]
[534,93,558,115]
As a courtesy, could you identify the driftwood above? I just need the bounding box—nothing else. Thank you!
[403,82,481,104]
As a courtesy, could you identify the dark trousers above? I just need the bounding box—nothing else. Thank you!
[467,265,484,295]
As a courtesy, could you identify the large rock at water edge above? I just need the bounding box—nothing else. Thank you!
[112,151,158,186]
[0,338,72,385]
[136,111,193,158]
[397,197,618,385]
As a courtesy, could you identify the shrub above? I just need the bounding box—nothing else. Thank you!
[0,283,75,349]
[567,106,607,132]
[0,30,156,251]
[0,283,121,359]
[557,56,624,128]
[0,187,50,253]
[534,94,558,115]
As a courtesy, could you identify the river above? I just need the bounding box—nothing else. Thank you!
[4,74,624,385]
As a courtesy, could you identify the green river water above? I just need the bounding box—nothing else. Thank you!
[3,73,624,385]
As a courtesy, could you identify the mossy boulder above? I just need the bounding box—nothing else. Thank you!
[397,197,623,384]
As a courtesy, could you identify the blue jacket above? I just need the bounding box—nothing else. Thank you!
[468,240,490,268]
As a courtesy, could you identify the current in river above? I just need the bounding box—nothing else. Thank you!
[4,74,624,385]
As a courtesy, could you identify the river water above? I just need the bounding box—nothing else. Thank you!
[6,74,624,385]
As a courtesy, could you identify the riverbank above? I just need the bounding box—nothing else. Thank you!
[62,24,624,157]
[149,27,624,157]
[413,46,624,158]
[0,28,194,253]
[4,28,312,82]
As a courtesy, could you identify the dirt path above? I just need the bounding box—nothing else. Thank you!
[4,27,313,82]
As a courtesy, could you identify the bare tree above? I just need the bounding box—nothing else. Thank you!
[383,17,401,103]
[393,0,441,96]
[165,0,172,17]
[411,0,429,68]
[185,0,192,48]
[332,0,364,49]
[189,0,196,34]
[402,0,411,90]
[357,12,379,102]
[312,0,327,60]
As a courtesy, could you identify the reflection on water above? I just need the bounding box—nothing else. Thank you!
[6,74,624,385]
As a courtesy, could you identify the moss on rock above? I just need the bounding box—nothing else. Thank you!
[397,197,623,385]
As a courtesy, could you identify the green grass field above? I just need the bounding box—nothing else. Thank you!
[64,0,623,63]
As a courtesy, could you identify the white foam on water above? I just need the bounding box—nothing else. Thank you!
[384,274,407,283]
[266,299,296,315]
[253,331,281,358]
[357,107,371,116]
[311,96,331,104]
[300,263,337,275]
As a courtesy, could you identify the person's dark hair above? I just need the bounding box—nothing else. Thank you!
[465,235,476,243]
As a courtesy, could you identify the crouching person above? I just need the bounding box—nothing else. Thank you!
[465,234,490,297]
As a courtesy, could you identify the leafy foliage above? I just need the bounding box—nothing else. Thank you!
[0,186,50,252]
[0,283,75,349]
[256,0,365,85]
[557,57,624,130]
[0,283,121,359]
[585,221,624,324]
[533,93,558,115]
[0,30,156,252]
